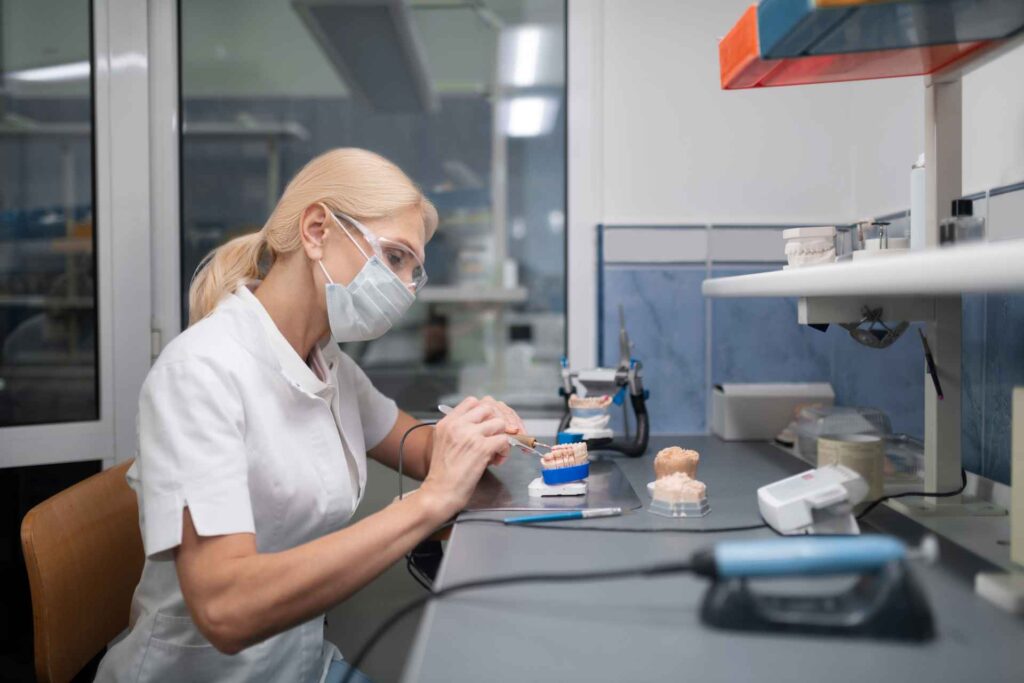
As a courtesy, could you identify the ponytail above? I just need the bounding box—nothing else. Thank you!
[188,231,267,325]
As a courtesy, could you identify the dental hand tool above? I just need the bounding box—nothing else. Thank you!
[918,329,944,400]
[437,404,550,454]
[503,507,622,525]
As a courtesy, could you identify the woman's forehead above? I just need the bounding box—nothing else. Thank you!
[367,208,426,255]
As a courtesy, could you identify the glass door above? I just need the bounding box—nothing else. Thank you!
[0,0,97,429]
[0,0,153,468]
[178,0,567,420]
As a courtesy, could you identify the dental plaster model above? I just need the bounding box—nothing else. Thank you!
[568,394,613,409]
[652,472,707,503]
[648,472,711,517]
[541,442,589,470]
[782,227,837,268]
[529,442,590,497]
[654,446,700,479]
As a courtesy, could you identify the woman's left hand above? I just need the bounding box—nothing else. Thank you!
[478,396,526,466]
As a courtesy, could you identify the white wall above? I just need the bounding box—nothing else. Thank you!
[596,0,923,225]
[963,45,1024,195]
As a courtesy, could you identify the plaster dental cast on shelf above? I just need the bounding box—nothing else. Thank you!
[566,393,614,437]
[94,149,528,683]
[648,446,710,517]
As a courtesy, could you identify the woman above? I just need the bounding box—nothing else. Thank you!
[96,149,524,682]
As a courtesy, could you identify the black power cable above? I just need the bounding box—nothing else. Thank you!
[856,468,968,520]
[397,421,435,502]
[340,560,696,683]
[452,517,768,534]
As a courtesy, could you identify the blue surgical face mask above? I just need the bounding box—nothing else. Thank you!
[318,215,415,343]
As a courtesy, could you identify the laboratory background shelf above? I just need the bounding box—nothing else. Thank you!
[701,238,1024,298]
[417,285,528,305]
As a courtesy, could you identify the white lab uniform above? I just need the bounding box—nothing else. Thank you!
[95,284,398,683]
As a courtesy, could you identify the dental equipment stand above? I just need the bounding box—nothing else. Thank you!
[558,306,650,457]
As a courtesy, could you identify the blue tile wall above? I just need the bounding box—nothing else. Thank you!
[710,265,831,384]
[601,258,925,441]
[826,324,924,440]
[958,187,1024,484]
[978,293,1024,484]
[600,265,707,434]
[961,291,1024,485]
[961,294,987,476]
[601,216,1024,485]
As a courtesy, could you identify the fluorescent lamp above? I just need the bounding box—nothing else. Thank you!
[502,25,552,88]
[511,27,541,87]
[7,60,91,83]
[503,96,558,138]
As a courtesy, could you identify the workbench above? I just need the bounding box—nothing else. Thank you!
[403,436,1023,682]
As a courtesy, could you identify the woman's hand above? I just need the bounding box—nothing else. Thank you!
[419,396,515,519]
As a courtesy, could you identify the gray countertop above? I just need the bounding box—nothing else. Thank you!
[402,436,1024,682]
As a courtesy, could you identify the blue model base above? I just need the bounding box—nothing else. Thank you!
[556,431,585,444]
[542,462,590,484]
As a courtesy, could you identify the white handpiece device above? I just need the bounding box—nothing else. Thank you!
[758,465,869,535]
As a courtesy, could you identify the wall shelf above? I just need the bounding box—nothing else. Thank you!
[719,2,1024,90]
[702,239,1024,298]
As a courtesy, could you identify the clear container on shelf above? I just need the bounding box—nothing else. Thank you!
[794,405,892,461]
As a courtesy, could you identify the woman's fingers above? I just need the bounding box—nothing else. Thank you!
[476,417,508,438]
[484,434,511,460]
[482,396,526,434]
[450,396,479,417]
[462,403,499,425]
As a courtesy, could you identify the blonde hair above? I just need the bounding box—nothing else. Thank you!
[188,148,438,325]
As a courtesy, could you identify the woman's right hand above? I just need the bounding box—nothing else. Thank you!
[419,396,510,519]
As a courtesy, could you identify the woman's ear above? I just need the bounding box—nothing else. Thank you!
[298,203,330,261]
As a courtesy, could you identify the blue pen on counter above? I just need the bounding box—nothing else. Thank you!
[504,507,623,525]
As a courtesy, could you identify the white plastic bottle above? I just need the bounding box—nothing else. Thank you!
[910,153,926,250]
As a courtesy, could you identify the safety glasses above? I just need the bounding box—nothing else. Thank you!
[332,212,428,292]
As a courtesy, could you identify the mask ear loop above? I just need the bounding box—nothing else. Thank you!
[318,209,373,285]
[317,259,336,285]
[331,211,373,261]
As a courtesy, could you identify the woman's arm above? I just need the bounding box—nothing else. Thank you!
[176,492,440,654]
[369,398,527,480]
[176,397,509,654]
[367,410,434,480]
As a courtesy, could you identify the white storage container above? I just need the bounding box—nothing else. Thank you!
[712,383,835,441]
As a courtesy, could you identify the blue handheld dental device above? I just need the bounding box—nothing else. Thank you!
[693,535,907,578]
[695,535,935,641]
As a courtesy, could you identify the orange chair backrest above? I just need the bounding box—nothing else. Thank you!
[21,459,144,683]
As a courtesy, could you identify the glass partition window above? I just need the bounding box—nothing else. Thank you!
[0,0,97,427]
[180,0,566,418]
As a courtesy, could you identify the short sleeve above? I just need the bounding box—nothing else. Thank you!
[132,359,255,557]
[345,358,398,450]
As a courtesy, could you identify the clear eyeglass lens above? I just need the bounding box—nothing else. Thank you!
[379,240,426,291]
